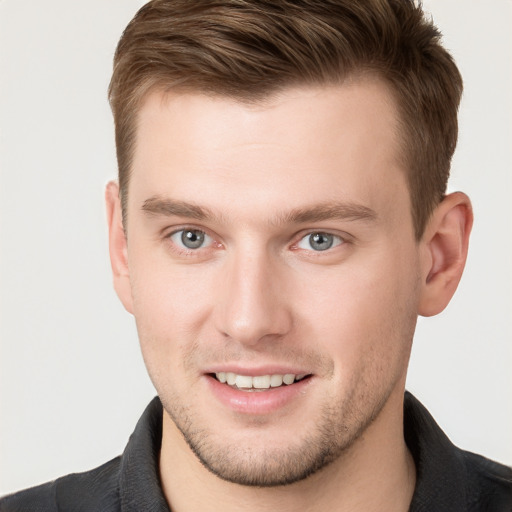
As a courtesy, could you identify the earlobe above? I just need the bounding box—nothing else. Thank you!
[418,192,473,317]
[105,181,134,314]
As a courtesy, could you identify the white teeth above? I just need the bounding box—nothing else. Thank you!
[215,372,308,389]
[269,374,283,387]
[235,375,253,389]
[252,375,271,389]
[282,374,295,385]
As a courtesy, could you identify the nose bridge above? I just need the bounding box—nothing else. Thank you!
[216,243,291,345]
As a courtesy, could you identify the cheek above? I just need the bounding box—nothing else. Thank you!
[303,251,420,377]
[130,240,215,317]
[130,271,208,398]
[128,254,217,365]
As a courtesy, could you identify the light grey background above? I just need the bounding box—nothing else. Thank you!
[1,0,511,496]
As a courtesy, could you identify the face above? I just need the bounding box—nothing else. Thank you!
[118,81,423,486]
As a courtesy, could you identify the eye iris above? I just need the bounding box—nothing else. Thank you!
[309,233,333,251]
[181,230,205,249]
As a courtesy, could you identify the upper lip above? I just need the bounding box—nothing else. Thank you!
[203,365,312,377]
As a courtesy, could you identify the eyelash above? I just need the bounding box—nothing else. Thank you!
[294,232,345,252]
[165,227,218,254]
[164,227,347,256]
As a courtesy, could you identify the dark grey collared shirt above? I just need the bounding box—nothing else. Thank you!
[1,393,511,511]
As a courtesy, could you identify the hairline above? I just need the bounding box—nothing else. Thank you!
[118,69,422,238]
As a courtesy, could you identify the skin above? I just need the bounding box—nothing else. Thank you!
[106,80,472,512]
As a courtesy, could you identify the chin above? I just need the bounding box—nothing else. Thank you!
[161,386,388,488]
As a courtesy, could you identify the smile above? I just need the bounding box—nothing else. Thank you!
[206,370,313,414]
[214,372,309,390]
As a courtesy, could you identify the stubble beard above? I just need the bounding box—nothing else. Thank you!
[152,303,417,488]
[160,383,392,487]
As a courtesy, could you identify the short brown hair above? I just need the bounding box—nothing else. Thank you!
[109,0,462,239]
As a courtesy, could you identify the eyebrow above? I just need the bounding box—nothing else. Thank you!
[280,203,377,224]
[142,196,214,220]
[141,196,377,225]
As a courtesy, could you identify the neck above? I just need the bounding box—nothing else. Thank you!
[159,388,416,512]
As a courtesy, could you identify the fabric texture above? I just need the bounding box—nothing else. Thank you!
[1,392,511,511]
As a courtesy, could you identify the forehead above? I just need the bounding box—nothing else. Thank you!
[129,81,408,227]
[135,79,400,157]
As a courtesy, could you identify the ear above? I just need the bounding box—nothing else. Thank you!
[418,192,473,317]
[105,181,134,314]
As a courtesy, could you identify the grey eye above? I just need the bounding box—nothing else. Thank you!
[182,230,204,248]
[297,232,342,251]
[170,229,212,249]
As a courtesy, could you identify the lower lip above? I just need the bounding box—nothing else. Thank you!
[205,375,312,415]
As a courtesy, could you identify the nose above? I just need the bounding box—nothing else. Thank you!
[214,248,293,346]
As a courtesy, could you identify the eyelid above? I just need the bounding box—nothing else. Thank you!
[161,225,350,254]
[163,223,212,239]
[169,229,213,249]
[163,224,221,254]
[291,230,349,251]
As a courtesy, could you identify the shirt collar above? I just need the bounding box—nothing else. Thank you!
[116,393,470,511]
[404,391,468,510]
[119,397,170,512]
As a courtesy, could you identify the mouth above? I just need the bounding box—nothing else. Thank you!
[205,369,314,414]
[210,372,311,391]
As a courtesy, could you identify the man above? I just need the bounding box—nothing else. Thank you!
[1,0,511,510]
